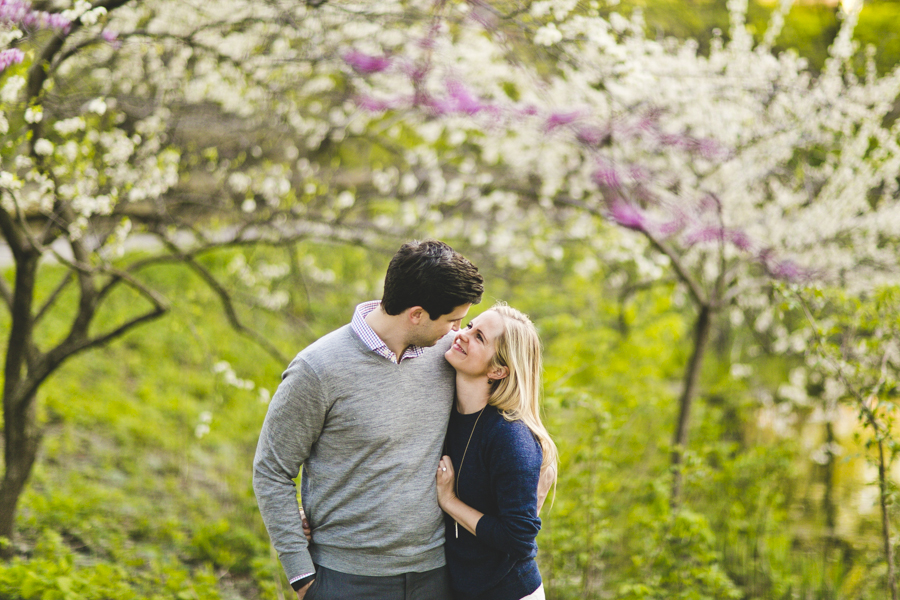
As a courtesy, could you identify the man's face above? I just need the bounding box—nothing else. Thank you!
[410,303,472,348]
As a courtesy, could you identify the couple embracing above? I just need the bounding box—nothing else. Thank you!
[253,240,558,600]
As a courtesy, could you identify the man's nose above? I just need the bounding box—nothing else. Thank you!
[451,322,461,332]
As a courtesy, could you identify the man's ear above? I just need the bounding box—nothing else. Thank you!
[490,366,509,381]
[407,307,426,325]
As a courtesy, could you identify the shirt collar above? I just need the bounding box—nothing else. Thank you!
[351,301,426,364]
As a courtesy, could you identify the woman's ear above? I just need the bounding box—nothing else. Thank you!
[490,365,509,381]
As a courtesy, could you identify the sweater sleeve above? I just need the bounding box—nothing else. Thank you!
[474,422,542,559]
[252,356,328,583]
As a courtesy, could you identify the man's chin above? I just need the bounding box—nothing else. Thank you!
[429,333,455,350]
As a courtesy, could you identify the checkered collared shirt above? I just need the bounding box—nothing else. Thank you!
[351,300,427,364]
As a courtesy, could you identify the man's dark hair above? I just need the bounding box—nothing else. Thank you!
[381,240,484,319]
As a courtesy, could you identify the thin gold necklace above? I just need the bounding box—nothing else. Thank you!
[455,404,487,538]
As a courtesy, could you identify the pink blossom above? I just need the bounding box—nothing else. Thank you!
[629,165,649,182]
[0,48,24,72]
[768,259,806,282]
[576,125,609,146]
[683,226,722,246]
[101,29,121,49]
[757,250,810,282]
[698,138,721,160]
[683,226,754,251]
[0,0,70,32]
[592,164,622,189]
[658,214,689,237]
[343,50,392,74]
[728,230,752,251]
[545,110,582,131]
[355,95,399,112]
[608,200,647,231]
[440,80,489,115]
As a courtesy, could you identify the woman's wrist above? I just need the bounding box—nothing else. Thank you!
[438,492,456,515]
[443,496,483,536]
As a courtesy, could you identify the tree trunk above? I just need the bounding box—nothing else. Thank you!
[1,250,38,558]
[0,392,40,557]
[670,303,713,508]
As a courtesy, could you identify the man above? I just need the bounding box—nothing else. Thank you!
[253,239,484,600]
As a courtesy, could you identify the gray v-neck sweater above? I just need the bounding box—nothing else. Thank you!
[253,324,456,583]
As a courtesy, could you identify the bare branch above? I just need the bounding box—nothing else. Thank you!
[27,271,73,362]
[0,272,12,312]
[0,208,26,260]
[643,230,710,309]
[169,247,289,365]
[16,266,168,405]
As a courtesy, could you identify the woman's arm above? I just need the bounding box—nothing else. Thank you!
[436,455,483,536]
[474,424,542,558]
[435,424,542,558]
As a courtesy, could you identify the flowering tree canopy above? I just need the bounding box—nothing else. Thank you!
[340,0,900,285]
[336,0,900,502]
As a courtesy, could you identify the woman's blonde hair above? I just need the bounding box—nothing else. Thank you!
[487,302,558,491]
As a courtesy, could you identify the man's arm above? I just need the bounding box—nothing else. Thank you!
[253,356,328,587]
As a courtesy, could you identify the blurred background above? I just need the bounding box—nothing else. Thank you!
[1,1,899,599]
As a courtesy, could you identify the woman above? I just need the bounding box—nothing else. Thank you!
[436,303,558,600]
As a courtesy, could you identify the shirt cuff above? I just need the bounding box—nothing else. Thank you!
[290,572,316,591]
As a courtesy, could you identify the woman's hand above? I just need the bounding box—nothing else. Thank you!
[436,455,456,510]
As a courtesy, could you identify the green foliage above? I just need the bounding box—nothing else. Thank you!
[617,0,900,74]
[0,530,220,600]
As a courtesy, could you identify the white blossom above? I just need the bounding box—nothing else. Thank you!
[24,107,42,123]
[33,139,54,156]
[87,98,107,115]
[535,23,563,46]
[54,117,87,135]
[1,76,25,103]
[80,6,107,26]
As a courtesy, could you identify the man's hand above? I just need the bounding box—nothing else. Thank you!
[294,508,313,598]
[300,507,312,542]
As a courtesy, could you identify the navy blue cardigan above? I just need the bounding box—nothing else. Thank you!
[444,404,543,600]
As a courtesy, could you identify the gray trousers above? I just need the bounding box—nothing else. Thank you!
[304,564,452,600]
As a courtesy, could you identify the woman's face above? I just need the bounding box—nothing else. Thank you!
[445,309,506,379]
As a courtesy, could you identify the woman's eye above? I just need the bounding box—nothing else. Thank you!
[466,322,473,329]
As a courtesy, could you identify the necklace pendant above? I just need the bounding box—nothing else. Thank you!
[455,520,458,539]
